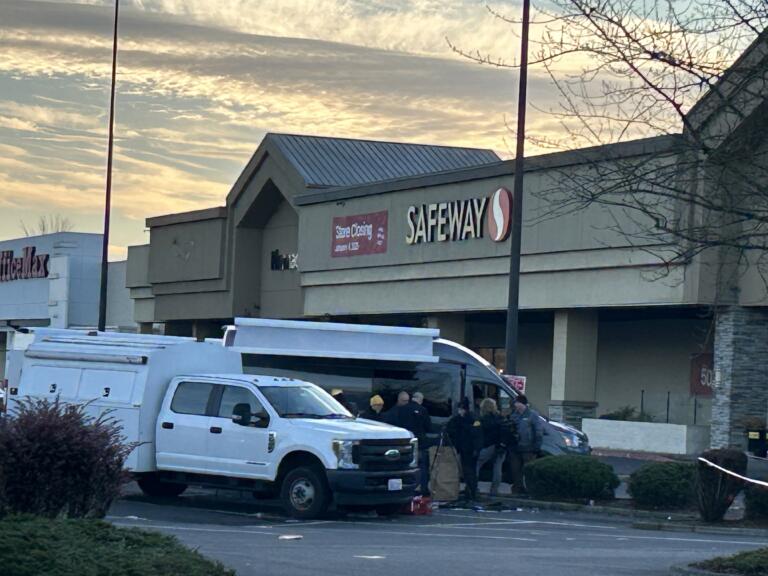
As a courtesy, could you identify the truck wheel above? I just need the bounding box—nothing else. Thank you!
[280,466,329,519]
[137,475,188,498]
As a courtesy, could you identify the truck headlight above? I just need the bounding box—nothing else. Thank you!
[332,440,359,470]
[409,438,419,468]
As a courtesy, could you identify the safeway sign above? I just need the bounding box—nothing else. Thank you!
[405,187,512,245]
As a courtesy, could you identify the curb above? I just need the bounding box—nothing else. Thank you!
[633,521,768,538]
[492,496,697,521]
[670,564,721,576]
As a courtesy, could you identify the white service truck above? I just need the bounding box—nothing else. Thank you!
[6,329,418,518]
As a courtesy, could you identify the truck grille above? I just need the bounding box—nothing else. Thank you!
[353,439,414,471]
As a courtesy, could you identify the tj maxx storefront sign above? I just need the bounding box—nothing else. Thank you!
[405,188,512,245]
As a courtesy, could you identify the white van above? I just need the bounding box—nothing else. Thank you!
[7,329,418,518]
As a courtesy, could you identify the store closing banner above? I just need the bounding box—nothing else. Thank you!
[332,211,388,257]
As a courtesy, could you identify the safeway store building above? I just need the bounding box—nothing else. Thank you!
[126,38,768,453]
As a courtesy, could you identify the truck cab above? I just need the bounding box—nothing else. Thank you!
[152,374,417,518]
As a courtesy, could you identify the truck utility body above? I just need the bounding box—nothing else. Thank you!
[8,329,418,518]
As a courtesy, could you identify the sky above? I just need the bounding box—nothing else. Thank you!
[0,0,573,258]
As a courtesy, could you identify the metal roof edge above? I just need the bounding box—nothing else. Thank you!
[295,134,683,206]
[146,206,227,229]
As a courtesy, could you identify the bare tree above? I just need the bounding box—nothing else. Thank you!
[20,214,75,237]
[450,1,768,294]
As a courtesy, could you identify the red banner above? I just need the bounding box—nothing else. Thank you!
[332,211,388,257]
[690,353,714,397]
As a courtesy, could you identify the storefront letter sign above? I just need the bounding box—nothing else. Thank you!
[405,188,512,245]
[0,246,50,282]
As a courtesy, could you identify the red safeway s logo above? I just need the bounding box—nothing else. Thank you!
[486,187,513,242]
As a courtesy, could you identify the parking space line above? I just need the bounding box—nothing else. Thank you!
[112,522,278,537]
[288,525,538,542]
[575,532,766,547]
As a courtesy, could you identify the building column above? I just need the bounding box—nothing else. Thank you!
[711,306,768,449]
[549,310,599,428]
[426,314,466,344]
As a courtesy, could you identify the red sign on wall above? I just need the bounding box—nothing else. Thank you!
[690,353,714,397]
[332,211,388,257]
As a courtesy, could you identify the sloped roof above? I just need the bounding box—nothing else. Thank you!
[267,133,500,188]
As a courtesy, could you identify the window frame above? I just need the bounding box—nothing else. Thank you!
[170,381,218,416]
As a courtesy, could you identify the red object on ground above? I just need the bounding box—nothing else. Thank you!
[404,496,433,515]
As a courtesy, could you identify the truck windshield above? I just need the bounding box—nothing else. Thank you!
[259,386,353,419]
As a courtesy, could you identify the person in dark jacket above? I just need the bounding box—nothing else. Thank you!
[509,394,544,493]
[411,391,433,495]
[360,395,385,421]
[331,389,359,417]
[384,391,432,494]
[446,397,483,501]
[475,398,507,497]
[384,391,430,445]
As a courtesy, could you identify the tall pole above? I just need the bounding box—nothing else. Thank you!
[98,0,119,332]
[504,0,531,375]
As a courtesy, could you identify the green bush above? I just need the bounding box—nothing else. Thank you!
[0,398,133,518]
[697,448,748,523]
[694,547,768,576]
[600,405,654,422]
[628,461,696,510]
[524,455,619,501]
[745,486,768,522]
[0,516,235,576]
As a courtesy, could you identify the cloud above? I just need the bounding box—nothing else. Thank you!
[0,0,567,255]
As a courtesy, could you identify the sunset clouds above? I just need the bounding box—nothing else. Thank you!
[0,0,558,257]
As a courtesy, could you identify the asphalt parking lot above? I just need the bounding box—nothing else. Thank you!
[108,488,766,576]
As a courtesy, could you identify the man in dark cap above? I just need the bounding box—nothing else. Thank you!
[509,394,544,493]
[446,397,483,502]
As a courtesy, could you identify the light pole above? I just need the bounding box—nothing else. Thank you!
[98,0,119,332]
[503,0,531,375]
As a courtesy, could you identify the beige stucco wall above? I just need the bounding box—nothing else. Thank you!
[260,200,302,318]
[595,317,712,425]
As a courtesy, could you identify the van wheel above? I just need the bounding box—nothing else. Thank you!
[280,466,329,519]
[137,475,188,498]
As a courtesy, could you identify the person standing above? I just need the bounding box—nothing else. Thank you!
[361,395,385,421]
[446,397,483,502]
[385,391,431,494]
[476,398,507,497]
[509,394,543,493]
[411,391,432,495]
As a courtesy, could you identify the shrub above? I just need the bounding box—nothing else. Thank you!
[694,547,768,576]
[0,398,133,519]
[745,485,768,522]
[696,448,748,523]
[524,455,619,501]
[599,405,654,422]
[0,516,235,576]
[628,461,696,510]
